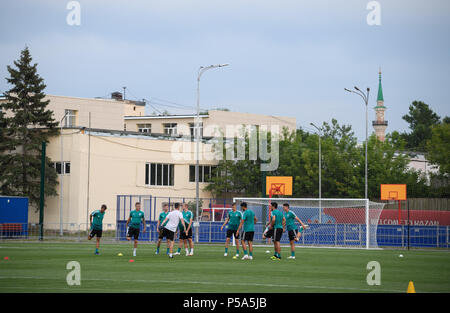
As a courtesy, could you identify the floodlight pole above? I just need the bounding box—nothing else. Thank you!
[345,86,370,200]
[310,122,322,223]
[196,64,229,242]
[60,111,69,236]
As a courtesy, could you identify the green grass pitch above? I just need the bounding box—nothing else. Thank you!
[0,242,449,293]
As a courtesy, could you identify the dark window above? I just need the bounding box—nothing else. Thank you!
[65,162,70,174]
[189,165,195,182]
[189,165,217,183]
[55,162,62,174]
[146,163,174,186]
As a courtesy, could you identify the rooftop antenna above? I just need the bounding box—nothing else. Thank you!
[122,86,126,100]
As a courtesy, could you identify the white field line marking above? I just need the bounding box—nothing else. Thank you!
[0,276,403,292]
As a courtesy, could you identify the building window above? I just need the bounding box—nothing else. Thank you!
[189,165,217,183]
[145,163,174,186]
[189,122,203,138]
[163,123,177,135]
[137,123,152,133]
[53,162,71,175]
[64,109,77,127]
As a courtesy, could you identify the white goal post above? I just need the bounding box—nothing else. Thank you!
[232,198,386,249]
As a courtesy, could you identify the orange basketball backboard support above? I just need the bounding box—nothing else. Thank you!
[266,176,292,196]
[380,184,407,200]
[381,184,407,225]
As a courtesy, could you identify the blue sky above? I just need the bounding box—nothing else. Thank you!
[0,0,449,141]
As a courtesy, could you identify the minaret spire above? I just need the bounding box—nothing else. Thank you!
[372,68,388,141]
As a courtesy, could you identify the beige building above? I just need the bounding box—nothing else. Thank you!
[1,93,296,228]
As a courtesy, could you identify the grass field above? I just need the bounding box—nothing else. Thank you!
[0,242,449,293]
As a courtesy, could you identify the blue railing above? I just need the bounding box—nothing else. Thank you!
[116,221,449,249]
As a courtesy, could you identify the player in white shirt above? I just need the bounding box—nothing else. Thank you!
[160,203,187,259]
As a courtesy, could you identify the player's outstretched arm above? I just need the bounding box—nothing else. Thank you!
[142,217,146,233]
[126,216,131,228]
[295,216,307,228]
[221,217,229,231]
[282,217,286,232]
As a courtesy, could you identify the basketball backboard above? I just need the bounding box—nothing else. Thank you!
[266,176,292,196]
[380,184,407,201]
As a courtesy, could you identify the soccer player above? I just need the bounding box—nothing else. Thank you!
[88,204,107,255]
[220,202,242,257]
[283,203,308,259]
[156,204,170,255]
[263,202,285,260]
[237,202,257,260]
[160,203,187,258]
[180,203,194,256]
[126,202,146,257]
[173,203,193,256]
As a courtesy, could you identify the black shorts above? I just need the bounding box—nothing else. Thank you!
[180,227,193,240]
[241,231,254,242]
[265,228,283,242]
[288,229,299,241]
[162,228,175,241]
[89,228,102,238]
[127,226,140,240]
[158,227,167,239]
[226,229,239,239]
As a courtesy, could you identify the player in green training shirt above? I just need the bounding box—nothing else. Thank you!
[179,203,194,256]
[283,203,308,259]
[174,203,194,256]
[156,204,170,255]
[126,202,146,256]
[263,202,285,260]
[220,202,242,257]
[237,202,257,260]
[88,204,107,255]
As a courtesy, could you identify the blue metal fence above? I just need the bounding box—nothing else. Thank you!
[116,195,449,249]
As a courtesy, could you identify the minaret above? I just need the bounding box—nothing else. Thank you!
[372,69,388,141]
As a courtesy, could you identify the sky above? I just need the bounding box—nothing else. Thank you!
[0,0,449,141]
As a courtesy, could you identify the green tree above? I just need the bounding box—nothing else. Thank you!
[0,47,59,210]
[427,118,450,175]
[204,126,264,198]
[401,101,441,152]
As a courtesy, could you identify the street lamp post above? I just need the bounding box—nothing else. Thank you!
[310,122,322,223]
[195,64,229,242]
[345,86,370,199]
[60,111,69,236]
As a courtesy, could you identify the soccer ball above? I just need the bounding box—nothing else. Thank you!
[118,253,123,256]
[265,250,270,253]
[232,256,237,260]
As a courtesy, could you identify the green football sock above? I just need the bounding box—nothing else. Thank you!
[177,248,181,253]
[243,249,247,255]
[291,251,295,257]
[225,248,228,253]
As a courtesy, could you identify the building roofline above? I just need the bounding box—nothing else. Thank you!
[124,114,209,120]
[62,126,214,142]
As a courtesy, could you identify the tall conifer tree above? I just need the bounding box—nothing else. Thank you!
[0,47,59,210]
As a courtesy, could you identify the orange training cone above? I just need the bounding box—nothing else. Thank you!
[407,281,416,293]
